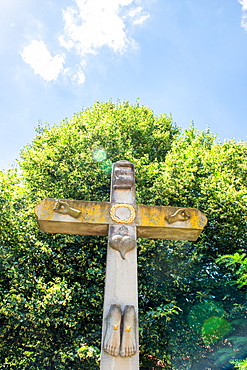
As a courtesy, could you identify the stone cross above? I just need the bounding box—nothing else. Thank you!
[35,160,207,370]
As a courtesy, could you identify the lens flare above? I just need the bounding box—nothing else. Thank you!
[188,300,226,335]
[99,159,112,174]
[92,147,107,162]
[202,316,232,345]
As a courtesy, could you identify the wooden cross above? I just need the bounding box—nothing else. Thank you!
[35,160,207,370]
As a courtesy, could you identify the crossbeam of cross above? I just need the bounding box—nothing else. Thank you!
[35,160,207,370]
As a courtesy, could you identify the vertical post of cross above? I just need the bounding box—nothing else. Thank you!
[100,160,139,370]
[34,159,208,370]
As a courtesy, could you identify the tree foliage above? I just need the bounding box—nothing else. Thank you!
[0,101,247,369]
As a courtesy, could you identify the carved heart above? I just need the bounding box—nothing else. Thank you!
[109,234,136,259]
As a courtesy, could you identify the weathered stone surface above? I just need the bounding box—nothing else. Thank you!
[35,200,207,241]
[108,225,136,259]
[103,304,137,358]
[100,160,139,370]
[34,160,208,370]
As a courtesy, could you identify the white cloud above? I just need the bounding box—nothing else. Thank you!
[21,0,150,84]
[239,0,247,30]
[63,65,86,84]
[128,6,143,17]
[241,13,247,30]
[239,0,247,11]
[133,13,150,25]
[59,0,136,56]
[74,68,86,84]
[128,6,150,25]
[21,40,65,81]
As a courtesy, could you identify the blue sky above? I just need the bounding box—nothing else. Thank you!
[1,0,247,169]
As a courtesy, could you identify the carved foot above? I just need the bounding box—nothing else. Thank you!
[120,305,137,357]
[103,304,122,356]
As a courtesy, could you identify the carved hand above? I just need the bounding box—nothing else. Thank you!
[165,209,190,224]
[53,200,81,218]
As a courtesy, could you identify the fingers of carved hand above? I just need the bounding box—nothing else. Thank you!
[177,209,190,220]
[54,200,69,213]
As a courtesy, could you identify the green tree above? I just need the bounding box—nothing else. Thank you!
[0,101,246,369]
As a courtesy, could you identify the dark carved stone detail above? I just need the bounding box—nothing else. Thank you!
[103,304,137,358]
[53,200,81,218]
[165,209,190,224]
[113,160,134,190]
[103,304,122,357]
[120,305,137,357]
[109,225,136,259]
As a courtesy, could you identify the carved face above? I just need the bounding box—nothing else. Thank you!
[118,225,128,236]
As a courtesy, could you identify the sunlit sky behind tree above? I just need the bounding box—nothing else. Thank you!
[1,0,247,169]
